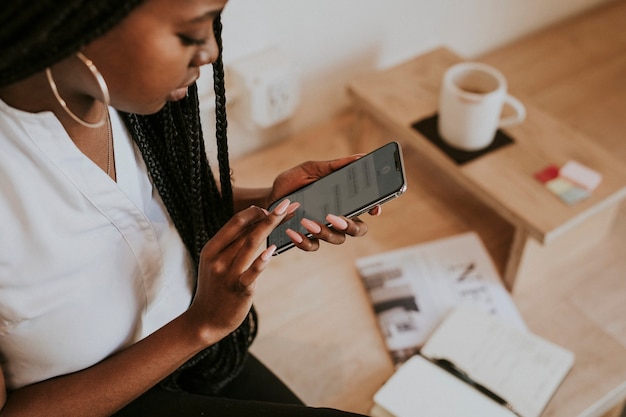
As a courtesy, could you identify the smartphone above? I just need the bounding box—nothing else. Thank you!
[267,141,407,254]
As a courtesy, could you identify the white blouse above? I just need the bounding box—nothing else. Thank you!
[0,100,195,390]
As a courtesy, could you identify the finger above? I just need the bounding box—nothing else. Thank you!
[202,205,269,256]
[321,154,365,176]
[326,214,368,238]
[238,245,276,289]
[298,154,365,180]
[286,228,320,251]
[368,205,382,216]
[301,218,347,245]
[228,200,297,273]
[201,201,292,282]
[326,213,348,230]
[347,216,369,237]
[276,201,300,227]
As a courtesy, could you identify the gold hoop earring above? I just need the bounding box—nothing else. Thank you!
[45,52,110,128]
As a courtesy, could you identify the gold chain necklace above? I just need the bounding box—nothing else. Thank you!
[104,109,114,179]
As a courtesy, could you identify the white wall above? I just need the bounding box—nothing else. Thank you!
[198,0,611,159]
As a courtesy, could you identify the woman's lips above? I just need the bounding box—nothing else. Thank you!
[168,86,189,102]
[168,74,199,102]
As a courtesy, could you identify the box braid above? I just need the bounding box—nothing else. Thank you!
[212,14,235,217]
[121,15,257,395]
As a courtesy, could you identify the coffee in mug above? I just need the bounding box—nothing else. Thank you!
[437,62,525,151]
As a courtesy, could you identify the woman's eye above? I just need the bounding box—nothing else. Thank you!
[178,34,207,46]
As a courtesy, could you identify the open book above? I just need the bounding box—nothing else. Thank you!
[371,305,575,417]
[356,232,525,365]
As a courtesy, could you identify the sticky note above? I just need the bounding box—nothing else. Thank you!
[559,160,602,192]
[545,177,575,195]
[534,168,591,206]
[534,165,560,183]
[535,161,599,206]
[559,186,591,205]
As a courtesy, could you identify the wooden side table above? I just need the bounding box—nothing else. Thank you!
[346,47,626,291]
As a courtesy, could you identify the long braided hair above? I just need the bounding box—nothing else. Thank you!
[122,15,257,394]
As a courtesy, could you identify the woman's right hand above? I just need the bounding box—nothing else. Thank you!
[185,200,298,343]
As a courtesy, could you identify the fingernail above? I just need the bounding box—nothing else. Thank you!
[326,214,348,230]
[301,218,322,234]
[274,199,290,215]
[252,205,270,216]
[261,245,276,261]
[286,228,303,243]
[287,202,300,215]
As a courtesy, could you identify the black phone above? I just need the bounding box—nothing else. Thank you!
[267,141,407,254]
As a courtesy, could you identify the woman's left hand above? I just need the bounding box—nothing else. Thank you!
[264,155,382,252]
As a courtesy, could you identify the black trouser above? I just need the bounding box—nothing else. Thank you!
[114,355,366,416]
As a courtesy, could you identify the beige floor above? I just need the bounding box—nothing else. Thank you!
[229,1,626,415]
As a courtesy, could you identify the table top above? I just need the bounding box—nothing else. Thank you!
[347,47,626,244]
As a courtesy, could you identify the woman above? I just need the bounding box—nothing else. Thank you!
[0,0,375,415]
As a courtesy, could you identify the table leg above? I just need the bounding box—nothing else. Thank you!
[503,226,531,291]
[504,202,623,293]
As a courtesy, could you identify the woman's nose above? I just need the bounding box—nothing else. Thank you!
[192,38,219,67]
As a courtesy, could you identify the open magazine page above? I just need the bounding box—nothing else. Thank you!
[355,232,525,365]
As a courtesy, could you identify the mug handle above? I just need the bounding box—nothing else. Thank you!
[499,94,526,127]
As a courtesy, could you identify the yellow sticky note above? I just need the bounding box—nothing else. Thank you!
[546,177,574,195]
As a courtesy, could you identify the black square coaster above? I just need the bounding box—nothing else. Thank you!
[411,114,515,165]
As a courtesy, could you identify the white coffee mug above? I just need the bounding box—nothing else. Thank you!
[437,62,526,151]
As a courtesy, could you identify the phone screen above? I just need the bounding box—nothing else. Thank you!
[267,141,406,254]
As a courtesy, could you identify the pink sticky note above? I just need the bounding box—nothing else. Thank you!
[559,160,602,192]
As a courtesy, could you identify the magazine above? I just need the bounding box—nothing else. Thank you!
[355,232,525,365]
